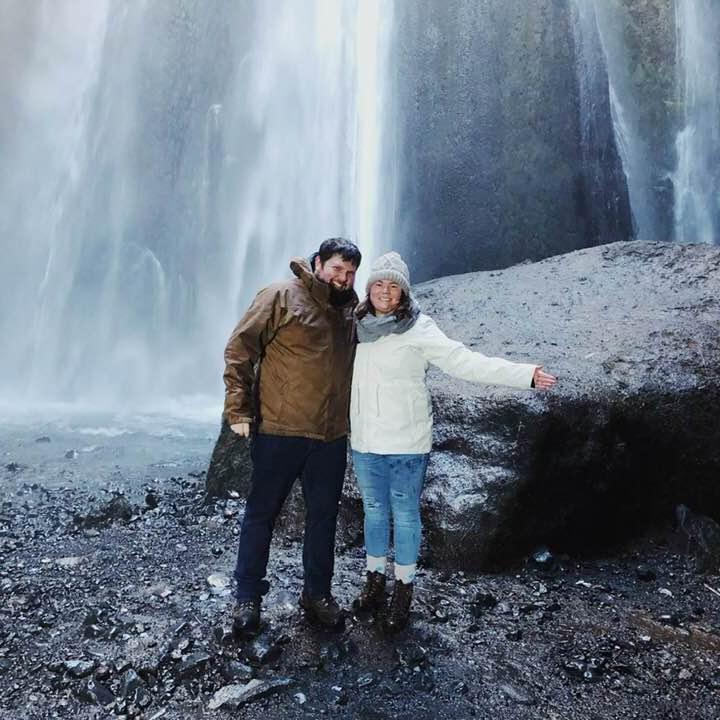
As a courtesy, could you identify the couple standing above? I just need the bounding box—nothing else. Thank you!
[223,237,556,637]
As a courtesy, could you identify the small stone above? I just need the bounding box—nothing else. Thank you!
[659,588,673,597]
[57,556,85,568]
[63,660,96,678]
[562,657,605,682]
[294,692,307,705]
[94,665,112,681]
[148,582,172,598]
[396,643,427,669]
[635,564,656,581]
[332,686,348,706]
[76,678,115,707]
[530,547,556,572]
[36,436,51,443]
[208,679,292,710]
[120,669,142,699]
[179,652,211,678]
[221,660,254,682]
[678,669,692,680]
[5,462,21,472]
[145,492,159,509]
[65,450,78,459]
[500,683,535,705]
[357,673,374,688]
[207,573,230,589]
[470,591,498,617]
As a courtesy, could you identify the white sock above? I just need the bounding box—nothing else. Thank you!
[394,563,416,584]
[366,555,386,574]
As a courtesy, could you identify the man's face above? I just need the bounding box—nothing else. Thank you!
[315,254,357,291]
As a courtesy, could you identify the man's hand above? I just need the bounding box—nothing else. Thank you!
[533,366,557,390]
[230,422,251,437]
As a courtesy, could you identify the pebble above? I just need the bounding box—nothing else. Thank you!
[499,683,535,705]
[207,573,230,589]
[208,679,292,710]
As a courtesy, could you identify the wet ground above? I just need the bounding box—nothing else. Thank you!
[1,419,719,719]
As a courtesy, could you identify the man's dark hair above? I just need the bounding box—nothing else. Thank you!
[317,237,362,268]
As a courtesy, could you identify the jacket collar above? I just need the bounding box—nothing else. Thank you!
[290,256,358,309]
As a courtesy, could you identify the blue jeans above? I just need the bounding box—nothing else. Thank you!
[352,451,429,566]
[234,433,347,602]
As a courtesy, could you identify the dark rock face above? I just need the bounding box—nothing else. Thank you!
[204,422,252,501]
[207,241,720,569]
[390,0,633,281]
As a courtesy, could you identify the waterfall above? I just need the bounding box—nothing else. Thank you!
[569,0,684,244]
[576,0,664,242]
[673,0,720,245]
[0,0,392,412]
[570,0,633,247]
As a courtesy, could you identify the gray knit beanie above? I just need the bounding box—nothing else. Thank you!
[365,251,411,295]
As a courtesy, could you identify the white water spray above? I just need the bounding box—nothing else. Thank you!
[0,1,393,413]
[673,0,720,245]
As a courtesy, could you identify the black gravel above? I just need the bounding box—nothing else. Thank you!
[2,441,719,720]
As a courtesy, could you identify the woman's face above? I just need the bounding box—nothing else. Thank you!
[370,279,403,315]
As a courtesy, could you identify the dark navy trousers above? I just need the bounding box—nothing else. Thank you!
[234,433,347,602]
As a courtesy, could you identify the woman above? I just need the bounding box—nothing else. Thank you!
[350,251,556,632]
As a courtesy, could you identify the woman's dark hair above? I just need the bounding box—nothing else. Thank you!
[356,290,412,321]
[316,237,362,267]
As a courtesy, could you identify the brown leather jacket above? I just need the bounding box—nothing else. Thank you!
[223,257,357,441]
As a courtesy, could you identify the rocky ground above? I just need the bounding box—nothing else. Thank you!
[2,422,720,720]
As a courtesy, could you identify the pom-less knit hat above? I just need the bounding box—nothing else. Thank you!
[365,251,411,295]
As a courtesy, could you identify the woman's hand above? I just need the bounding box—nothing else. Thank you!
[533,366,557,390]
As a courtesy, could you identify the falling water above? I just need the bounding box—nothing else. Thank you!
[0,1,392,413]
[574,0,663,242]
[673,0,720,245]
[570,0,633,247]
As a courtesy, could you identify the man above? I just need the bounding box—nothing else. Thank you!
[223,237,361,636]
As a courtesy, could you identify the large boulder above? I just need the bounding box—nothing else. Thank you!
[419,240,720,567]
[207,241,720,569]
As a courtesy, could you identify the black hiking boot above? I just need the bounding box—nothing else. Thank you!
[352,571,387,615]
[383,581,413,634]
[299,592,344,629]
[232,599,261,638]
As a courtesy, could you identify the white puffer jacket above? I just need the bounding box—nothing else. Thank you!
[350,313,537,454]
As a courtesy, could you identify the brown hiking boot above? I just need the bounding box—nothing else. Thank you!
[352,571,387,614]
[383,581,413,633]
[232,599,261,638]
[299,592,345,629]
